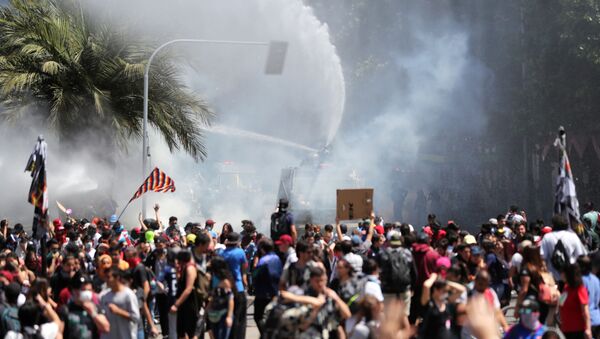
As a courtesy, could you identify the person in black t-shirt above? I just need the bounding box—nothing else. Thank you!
[62,274,109,339]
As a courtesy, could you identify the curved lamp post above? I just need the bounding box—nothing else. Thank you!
[141,39,288,218]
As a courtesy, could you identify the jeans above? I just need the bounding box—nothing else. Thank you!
[229,292,246,339]
[212,316,232,339]
[253,297,271,334]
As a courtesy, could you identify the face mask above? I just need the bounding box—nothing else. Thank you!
[520,313,539,330]
[79,290,93,303]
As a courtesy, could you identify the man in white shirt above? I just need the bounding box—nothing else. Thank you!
[540,215,587,281]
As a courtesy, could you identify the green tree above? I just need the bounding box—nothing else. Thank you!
[0,0,213,160]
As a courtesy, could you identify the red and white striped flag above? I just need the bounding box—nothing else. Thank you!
[129,167,176,203]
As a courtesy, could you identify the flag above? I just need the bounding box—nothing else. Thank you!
[554,128,581,226]
[25,135,48,239]
[129,167,176,203]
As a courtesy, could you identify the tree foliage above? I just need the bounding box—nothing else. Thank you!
[0,0,213,160]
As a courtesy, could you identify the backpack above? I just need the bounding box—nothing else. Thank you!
[551,238,569,272]
[0,306,20,337]
[64,313,92,339]
[379,247,411,293]
[194,268,210,305]
[270,212,290,240]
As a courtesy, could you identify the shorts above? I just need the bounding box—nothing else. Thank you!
[177,305,199,338]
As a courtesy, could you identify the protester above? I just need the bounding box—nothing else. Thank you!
[252,238,282,335]
[540,215,587,284]
[5,193,600,339]
[503,297,547,339]
[559,263,592,339]
[206,256,234,339]
[220,232,247,339]
[577,255,600,338]
[99,268,140,339]
[172,249,199,339]
[419,273,466,339]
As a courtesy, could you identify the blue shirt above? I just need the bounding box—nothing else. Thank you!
[503,323,546,339]
[253,252,282,298]
[221,246,247,292]
[583,273,600,326]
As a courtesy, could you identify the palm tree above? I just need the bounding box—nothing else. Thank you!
[0,0,213,161]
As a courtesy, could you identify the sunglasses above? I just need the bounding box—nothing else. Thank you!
[518,308,538,315]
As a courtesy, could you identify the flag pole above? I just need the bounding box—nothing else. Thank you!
[117,200,133,221]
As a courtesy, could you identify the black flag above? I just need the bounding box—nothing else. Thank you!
[25,135,48,240]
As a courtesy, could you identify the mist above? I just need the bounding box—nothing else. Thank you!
[0,0,494,233]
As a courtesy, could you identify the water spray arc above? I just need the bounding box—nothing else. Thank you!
[207,125,318,153]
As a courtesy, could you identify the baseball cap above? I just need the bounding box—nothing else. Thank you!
[471,246,483,256]
[186,234,197,245]
[109,215,118,224]
[541,226,553,235]
[520,296,540,313]
[436,256,451,270]
[351,235,363,246]
[463,234,477,245]
[53,218,63,230]
[275,234,293,246]
[389,231,402,246]
[205,219,215,226]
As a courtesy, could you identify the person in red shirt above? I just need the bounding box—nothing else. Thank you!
[559,263,592,339]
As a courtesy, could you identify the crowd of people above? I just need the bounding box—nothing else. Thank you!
[0,199,599,339]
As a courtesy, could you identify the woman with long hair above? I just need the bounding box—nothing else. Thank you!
[559,263,592,339]
[516,245,557,323]
[206,256,234,339]
[218,223,233,245]
[171,249,199,339]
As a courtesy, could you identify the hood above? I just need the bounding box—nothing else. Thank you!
[412,243,431,253]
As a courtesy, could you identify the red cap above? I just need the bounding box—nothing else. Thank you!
[205,219,215,226]
[541,226,553,235]
[275,234,293,246]
[53,218,64,231]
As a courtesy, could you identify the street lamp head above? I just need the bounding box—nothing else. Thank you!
[265,41,288,75]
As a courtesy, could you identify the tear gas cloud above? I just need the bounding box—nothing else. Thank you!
[0,0,490,232]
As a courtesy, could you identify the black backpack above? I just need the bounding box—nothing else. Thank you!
[551,239,569,272]
[270,212,290,240]
[379,247,411,293]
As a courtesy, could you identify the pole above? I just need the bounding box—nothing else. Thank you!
[141,39,273,219]
[117,200,133,222]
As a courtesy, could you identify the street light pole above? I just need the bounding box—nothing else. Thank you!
[142,39,287,219]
